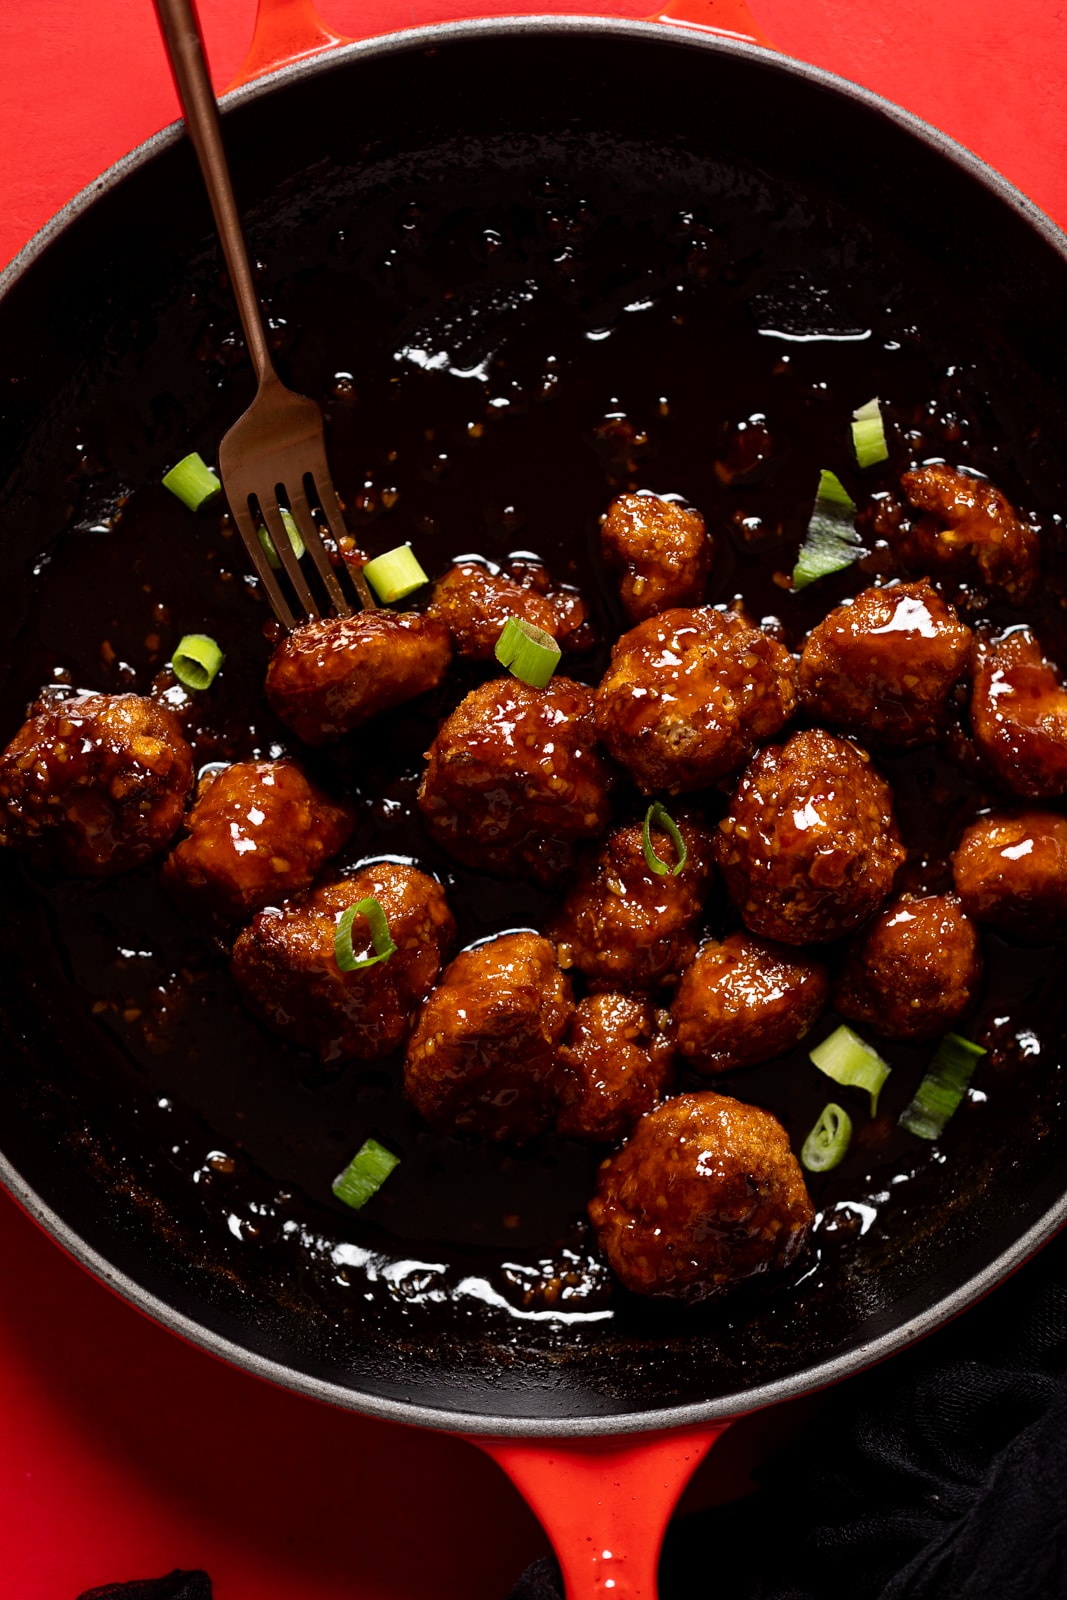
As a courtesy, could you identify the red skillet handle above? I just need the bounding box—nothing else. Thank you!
[474,1425,730,1599]
[227,0,774,90]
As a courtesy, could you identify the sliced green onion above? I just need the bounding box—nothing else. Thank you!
[801,1102,853,1173]
[363,545,429,604]
[334,896,397,972]
[809,1024,891,1116]
[171,633,224,691]
[899,1033,986,1141]
[162,452,221,512]
[494,615,561,689]
[792,469,866,591]
[332,1137,400,1209]
[851,397,889,468]
[258,508,306,570]
[642,801,687,876]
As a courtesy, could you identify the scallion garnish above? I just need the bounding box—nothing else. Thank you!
[792,469,866,591]
[258,508,305,569]
[334,897,397,972]
[851,398,889,468]
[801,1102,853,1173]
[899,1033,986,1141]
[809,1024,891,1116]
[171,633,224,691]
[362,545,429,604]
[494,615,562,689]
[642,802,687,876]
[162,452,221,512]
[332,1137,400,1209]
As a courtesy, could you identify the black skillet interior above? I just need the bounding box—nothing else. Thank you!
[2,20,1067,1434]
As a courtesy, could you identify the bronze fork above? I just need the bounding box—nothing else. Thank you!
[153,0,376,630]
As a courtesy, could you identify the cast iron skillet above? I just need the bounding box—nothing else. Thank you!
[3,12,1067,1593]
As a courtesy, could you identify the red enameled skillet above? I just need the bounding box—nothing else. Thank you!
[4,3,1067,1594]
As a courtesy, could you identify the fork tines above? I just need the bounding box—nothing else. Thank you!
[228,474,376,631]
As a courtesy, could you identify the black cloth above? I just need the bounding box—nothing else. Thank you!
[507,1227,1067,1600]
[78,1573,211,1600]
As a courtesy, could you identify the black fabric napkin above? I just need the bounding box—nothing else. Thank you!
[78,1573,212,1600]
[507,1226,1067,1600]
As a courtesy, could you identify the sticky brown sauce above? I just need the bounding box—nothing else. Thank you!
[4,152,1067,1370]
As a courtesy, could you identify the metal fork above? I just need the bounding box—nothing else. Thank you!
[153,0,376,629]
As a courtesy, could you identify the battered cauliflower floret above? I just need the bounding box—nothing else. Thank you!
[952,811,1067,936]
[588,1092,815,1303]
[599,492,712,624]
[671,933,829,1073]
[417,676,614,886]
[714,729,904,944]
[555,994,674,1143]
[549,814,715,993]
[894,463,1040,603]
[231,861,455,1062]
[0,691,193,875]
[404,932,574,1143]
[833,892,982,1041]
[265,610,451,745]
[970,628,1067,799]
[594,606,797,795]
[163,758,354,921]
[429,561,590,660]
[798,580,971,748]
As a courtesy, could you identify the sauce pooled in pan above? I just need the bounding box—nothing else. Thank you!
[2,148,1066,1389]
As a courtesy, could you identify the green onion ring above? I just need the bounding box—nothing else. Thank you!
[162,451,221,512]
[801,1102,853,1173]
[642,802,688,876]
[334,897,397,972]
[494,615,561,689]
[170,633,224,691]
[362,545,429,604]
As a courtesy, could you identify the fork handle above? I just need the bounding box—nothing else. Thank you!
[153,0,276,387]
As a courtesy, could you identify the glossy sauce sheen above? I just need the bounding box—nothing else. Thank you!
[3,156,1067,1358]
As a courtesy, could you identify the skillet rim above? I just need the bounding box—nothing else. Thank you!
[4,1146,1066,1436]
[2,13,1067,1438]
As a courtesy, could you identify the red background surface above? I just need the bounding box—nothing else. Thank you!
[2,2,1065,1595]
